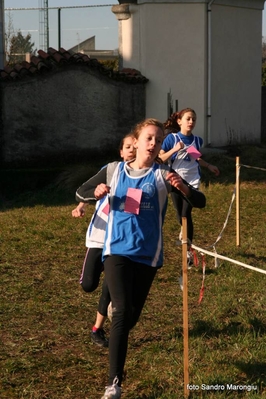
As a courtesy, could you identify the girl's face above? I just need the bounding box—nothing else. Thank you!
[178,111,197,135]
[120,136,135,161]
[134,124,163,164]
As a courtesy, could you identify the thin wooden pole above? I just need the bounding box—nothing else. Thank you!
[182,217,189,398]
[236,156,240,246]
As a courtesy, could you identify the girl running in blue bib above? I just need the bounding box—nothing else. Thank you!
[72,133,135,348]
[75,118,206,399]
[160,108,219,263]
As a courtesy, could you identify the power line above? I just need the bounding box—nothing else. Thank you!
[5,5,115,11]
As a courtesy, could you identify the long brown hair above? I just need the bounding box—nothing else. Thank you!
[164,108,197,133]
[163,112,180,131]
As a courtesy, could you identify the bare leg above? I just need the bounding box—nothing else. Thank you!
[94,311,106,329]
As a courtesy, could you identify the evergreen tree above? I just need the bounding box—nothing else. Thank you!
[8,30,36,66]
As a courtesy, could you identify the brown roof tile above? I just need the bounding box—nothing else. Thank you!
[37,49,51,60]
[0,47,149,84]
[21,61,39,74]
[0,70,10,80]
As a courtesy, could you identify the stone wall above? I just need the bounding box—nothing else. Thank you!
[261,86,266,142]
[0,57,147,167]
[1,51,265,170]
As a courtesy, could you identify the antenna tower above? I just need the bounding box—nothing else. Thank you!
[39,0,49,51]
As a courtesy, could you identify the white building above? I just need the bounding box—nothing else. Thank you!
[113,0,265,147]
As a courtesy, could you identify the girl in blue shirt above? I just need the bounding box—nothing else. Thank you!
[160,108,219,259]
[76,118,206,399]
[72,134,135,348]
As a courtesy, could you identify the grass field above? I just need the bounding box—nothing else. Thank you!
[1,145,266,398]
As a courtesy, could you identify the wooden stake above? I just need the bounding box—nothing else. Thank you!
[182,217,189,398]
[236,156,240,246]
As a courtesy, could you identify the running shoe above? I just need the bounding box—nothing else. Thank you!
[187,251,194,269]
[91,328,108,348]
[101,377,121,399]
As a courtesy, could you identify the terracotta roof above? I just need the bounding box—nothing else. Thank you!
[0,47,149,84]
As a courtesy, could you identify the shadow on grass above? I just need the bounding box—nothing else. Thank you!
[234,361,266,387]
[2,144,266,210]
[239,252,266,264]
[172,318,266,339]
[0,168,84,210]
[0,161,106,210]
[0,186,75,210]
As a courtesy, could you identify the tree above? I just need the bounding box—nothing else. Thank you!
[262,63,266,87]
[7,30,36,66]
[99,58,119,71]
[262,39,266,63]
[4,11,14,64]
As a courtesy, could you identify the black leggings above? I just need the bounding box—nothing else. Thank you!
[171,191,193,243]
[80,248,110,317]
[104,255,157,386]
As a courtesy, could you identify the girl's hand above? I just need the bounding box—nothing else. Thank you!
[166,171,186,189]
[72,203,86,218]
[174,141,184,152]
[166,172,190,197]
[94,184,110,200]
[208,164,220,176]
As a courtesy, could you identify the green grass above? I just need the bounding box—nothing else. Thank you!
[1,145,266,398]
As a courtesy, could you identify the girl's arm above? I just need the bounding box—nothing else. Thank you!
[75,167,108,203]
[166,172,190,197]
[159,141,184,163]
[75,161,119,202]
[198,159,220,176]
[183,184,206,208]
[165,170,206,209]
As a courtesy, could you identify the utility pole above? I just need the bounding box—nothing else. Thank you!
[39,0,49,51]
[0,0,5,68]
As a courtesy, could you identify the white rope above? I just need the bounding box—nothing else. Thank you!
[204,165,240,250]
[206,188,235,249]
[190,159,266,302]
[240,163,266,172]
[191,243,266,275]
[206,161,265,253]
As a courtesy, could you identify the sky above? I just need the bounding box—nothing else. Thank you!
[3,1,266,52]
[4,0,119,51]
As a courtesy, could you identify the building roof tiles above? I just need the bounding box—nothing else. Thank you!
[0,47,149,84]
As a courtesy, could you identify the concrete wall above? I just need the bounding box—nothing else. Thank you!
[0,65,146,166]
[119,0,265,147]
[211,2,263,145]
[121,2,207,143]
